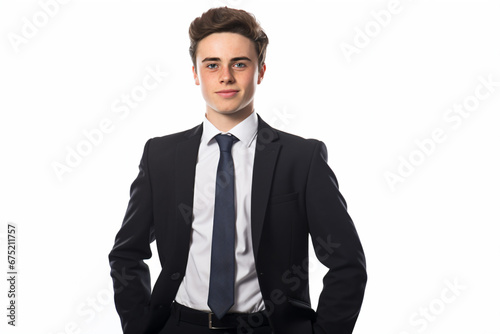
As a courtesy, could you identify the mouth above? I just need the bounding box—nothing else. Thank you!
[215,89,239,98]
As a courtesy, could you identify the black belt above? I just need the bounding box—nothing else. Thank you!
[172,301,269,330]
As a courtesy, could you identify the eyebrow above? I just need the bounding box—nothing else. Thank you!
[201,57,252,63]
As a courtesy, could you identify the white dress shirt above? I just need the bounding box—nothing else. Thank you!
[174,111,265,313]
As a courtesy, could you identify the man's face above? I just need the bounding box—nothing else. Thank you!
[193,32,266,117]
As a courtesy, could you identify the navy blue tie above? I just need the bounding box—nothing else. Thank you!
[208,134,238,320]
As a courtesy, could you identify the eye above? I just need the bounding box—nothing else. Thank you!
[234,63,246,68]
[207,63,218,69]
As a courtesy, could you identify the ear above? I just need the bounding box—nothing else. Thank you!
[257,63,266,84]
[192,65,200,85]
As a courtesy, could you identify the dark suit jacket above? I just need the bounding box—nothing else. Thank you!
[108,114,367,334]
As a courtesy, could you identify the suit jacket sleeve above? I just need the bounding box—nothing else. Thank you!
[306,140,367,334]
[108,139,155,334]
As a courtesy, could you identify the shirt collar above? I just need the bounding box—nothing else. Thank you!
[201,111,258,148]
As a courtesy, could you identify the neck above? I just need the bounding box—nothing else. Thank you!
[206,104,254,132]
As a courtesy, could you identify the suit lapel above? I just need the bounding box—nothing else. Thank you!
[174,123,203,258]
[251,116,281,259]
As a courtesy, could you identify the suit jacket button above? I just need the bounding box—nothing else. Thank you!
[170,272,181,280]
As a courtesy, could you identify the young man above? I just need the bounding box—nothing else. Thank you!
[109,7,367,334]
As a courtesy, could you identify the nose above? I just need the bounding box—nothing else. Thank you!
[219,65,235,84]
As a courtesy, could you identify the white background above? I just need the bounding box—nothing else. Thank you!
[1,0,499,333]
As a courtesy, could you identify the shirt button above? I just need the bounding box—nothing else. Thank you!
[170,272,181,280]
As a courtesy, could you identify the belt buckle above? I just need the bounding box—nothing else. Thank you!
[208,312,231,330]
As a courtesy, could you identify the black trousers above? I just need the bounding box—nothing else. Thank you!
[159,304,273,334]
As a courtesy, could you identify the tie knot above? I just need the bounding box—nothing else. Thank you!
[215,134,238,152]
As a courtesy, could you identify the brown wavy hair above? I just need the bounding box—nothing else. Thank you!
[189,7,269,71]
